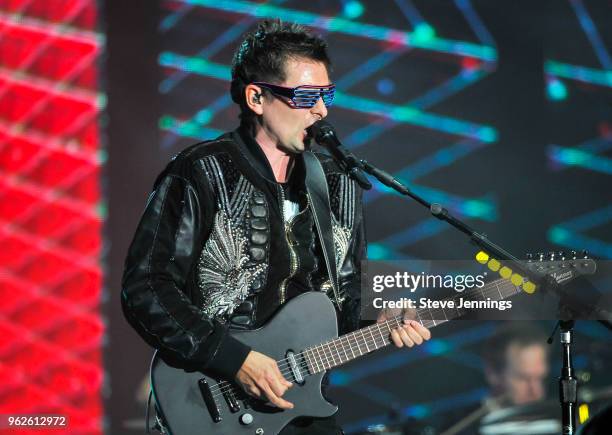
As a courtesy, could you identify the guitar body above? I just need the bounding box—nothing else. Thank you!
[151,292,339,435]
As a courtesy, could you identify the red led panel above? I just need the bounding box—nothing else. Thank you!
[0,1,104,434]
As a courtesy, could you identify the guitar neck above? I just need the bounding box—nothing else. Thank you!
[304,278,521,373]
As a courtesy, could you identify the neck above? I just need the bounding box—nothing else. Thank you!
[254,127,294,183]
[303,277,522,374]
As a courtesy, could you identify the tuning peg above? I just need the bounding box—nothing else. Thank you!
[582,250,588,259]
[548,251,556,260]
[571,250,577,259]
[537,252,545,261]
[526,253,533,262]
[558,251,566,260]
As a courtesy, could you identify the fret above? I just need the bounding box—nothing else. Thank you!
[430,307,446,322]
[348,332,358,358]
[495,280,503,300]
[425,308,437,327]
[345,336,352,360]
[305,348,313,373]
[331,339,343,365]
[416,309,423,326]
[376,323,387,345]
[428,310,437,328]
[334,337,349,364]
[308,348,320,373]
[361,329,370,353]
[449,295,461,319]
[353,331,364,356]
[339,336,350,363]
[325,341,336,367]
[368,326,379,350]
[315,344,326,370]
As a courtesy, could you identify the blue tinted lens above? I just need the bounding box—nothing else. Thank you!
[292,87,335,108]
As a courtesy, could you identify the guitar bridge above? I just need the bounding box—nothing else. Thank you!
[222,388,241,413]
[198,378,221,423]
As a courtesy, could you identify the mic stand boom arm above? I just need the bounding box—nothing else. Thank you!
[359,159,527,271]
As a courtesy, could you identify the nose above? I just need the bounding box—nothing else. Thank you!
[310,96,328,119]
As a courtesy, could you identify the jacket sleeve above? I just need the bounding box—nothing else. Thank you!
[121,169,251,379]
[338,185,368,334]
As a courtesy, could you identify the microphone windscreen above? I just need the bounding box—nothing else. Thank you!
[308,120,335,143]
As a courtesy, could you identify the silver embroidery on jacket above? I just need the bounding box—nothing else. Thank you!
[332,175,355,271]
[197,211,265,318]
[196,155,267,318]
[322,174,357,304]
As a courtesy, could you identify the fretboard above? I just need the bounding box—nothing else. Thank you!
[304,277,521,374]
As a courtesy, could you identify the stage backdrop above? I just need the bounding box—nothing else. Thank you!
[0,0,105,434]
[103,0,612,433]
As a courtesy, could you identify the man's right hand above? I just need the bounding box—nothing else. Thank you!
[235,351,294,409]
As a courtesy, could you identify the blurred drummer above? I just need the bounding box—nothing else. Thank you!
[436,323,552,435]
[482,322,550,407]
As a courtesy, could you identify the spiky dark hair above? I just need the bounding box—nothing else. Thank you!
[230,19,331,128]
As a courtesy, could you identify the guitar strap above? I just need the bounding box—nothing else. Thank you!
[302,151,342,310]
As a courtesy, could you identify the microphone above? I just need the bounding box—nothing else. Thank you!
[308,120,372,190]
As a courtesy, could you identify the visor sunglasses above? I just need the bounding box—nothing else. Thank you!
[252,82,335,109]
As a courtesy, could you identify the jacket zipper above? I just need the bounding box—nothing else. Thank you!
[278,185,298,304]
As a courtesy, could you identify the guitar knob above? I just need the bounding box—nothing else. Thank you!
[582,249,589,259]
[537,252,545,261]
[240,413,254,425]
[558,251,566,260]
[571,250,577,259]
[526,253,533,262]
[548,251,556,260]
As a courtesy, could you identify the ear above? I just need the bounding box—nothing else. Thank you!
[245,84,264,115]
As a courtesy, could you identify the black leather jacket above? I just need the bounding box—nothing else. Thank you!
[121,127,366,380]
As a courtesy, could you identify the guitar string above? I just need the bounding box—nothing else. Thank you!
[210,286,516,392]
[207,282,520,400]
[207,317,408,400]
[206,282,520,398]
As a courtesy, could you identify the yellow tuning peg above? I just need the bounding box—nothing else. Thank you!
[510,273,523,286]
[522,281,537,294]
[475,251,489,264]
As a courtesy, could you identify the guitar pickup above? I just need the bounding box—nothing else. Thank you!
[287,350,304,384]
[198,378,222,422]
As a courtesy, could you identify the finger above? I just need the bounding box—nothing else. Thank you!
[275,366,293,389]
[262,384,294,409]
[398,327,414,347]
[410,320,431,340]
[404,324,423,345]
[390,329,403,348]
[268,375,288,398]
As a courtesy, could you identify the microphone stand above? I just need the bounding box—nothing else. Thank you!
[560,320,578,434]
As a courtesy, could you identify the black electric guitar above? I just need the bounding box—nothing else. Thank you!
[150,253,596,435]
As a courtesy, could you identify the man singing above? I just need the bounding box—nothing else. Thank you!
[121,20,430,434]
